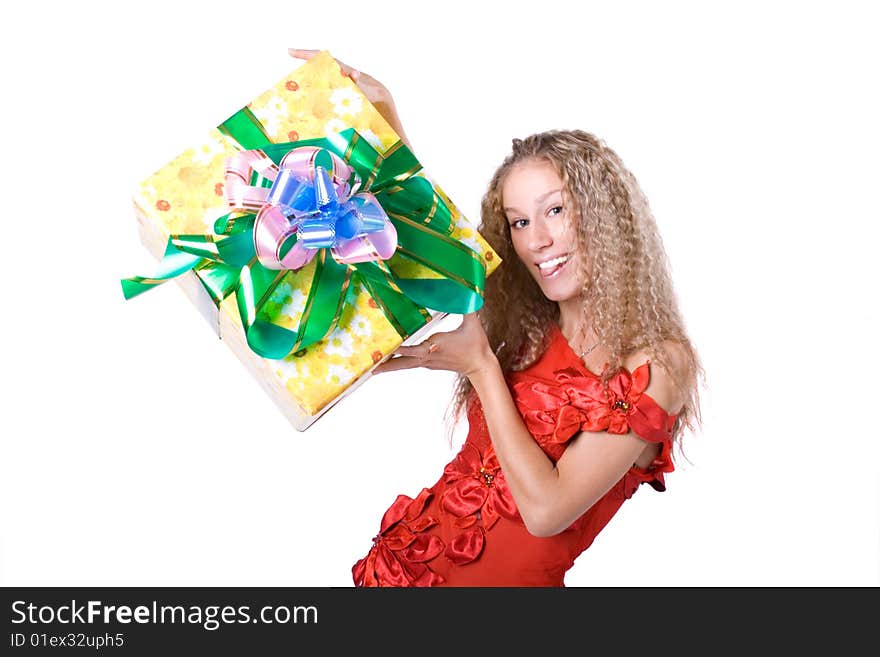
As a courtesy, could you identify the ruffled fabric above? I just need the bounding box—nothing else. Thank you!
[439,443,520,565]
[624,434,675,495]
[441,443,519,529]
[511,359,677,489]
[352,488,445,587]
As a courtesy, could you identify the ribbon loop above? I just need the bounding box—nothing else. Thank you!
[266,167,310,216]
[313,165,338,212]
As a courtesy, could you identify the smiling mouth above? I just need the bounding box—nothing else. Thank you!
[537,254,570,279]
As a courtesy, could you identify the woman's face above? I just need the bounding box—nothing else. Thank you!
[502,159,583,302]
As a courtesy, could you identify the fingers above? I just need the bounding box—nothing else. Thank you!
[287,48,319,60]
[373,356,422,374]
[373,337,437,374]
[287,48,359,81]
[395,344,431,359]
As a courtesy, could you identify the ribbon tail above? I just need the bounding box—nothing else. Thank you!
[394,278,483,314]
[236,260,292,359]
[214,213,256,236]
[389,213,486,313]
[121,235,222,299]
[193,260,241,305]
[353,261,431,338]
[216,229,258,267]
[238,251,351,359]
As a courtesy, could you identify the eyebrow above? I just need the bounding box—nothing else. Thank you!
[503,188,563,214]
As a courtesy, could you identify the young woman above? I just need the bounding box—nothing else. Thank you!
[290,49,704,587]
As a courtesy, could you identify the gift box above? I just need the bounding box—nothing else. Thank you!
[122,51,501,431]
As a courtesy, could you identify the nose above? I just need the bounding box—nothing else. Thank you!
[528,218,553,252]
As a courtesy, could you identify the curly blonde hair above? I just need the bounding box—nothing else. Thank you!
[447,129,704,453]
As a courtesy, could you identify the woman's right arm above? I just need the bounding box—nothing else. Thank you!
[288,48,413,151]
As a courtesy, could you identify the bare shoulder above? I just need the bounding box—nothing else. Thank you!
[623,340,689,415]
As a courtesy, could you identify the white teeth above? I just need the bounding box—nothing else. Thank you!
[538,255,569,270]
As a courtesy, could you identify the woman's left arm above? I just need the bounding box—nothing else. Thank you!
[470,356,684,536]
[376,313,685,537]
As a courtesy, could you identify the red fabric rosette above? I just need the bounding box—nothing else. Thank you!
[352,488,445,587]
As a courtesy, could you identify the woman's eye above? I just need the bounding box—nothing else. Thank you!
[511,219,529,229]
[548,206,563,217]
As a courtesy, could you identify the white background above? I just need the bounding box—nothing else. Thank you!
[1,0,877,587]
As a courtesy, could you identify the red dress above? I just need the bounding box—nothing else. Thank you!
[353,323,678,587]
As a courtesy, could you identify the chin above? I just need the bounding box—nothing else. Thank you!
[543,289,581,303]
[533,279,582,303]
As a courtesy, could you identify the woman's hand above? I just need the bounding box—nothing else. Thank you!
[374,313,497,380]
[287,48,412,149]
[288,48,391,106]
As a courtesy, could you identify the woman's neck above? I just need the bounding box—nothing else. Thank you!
[557,297,589,345]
